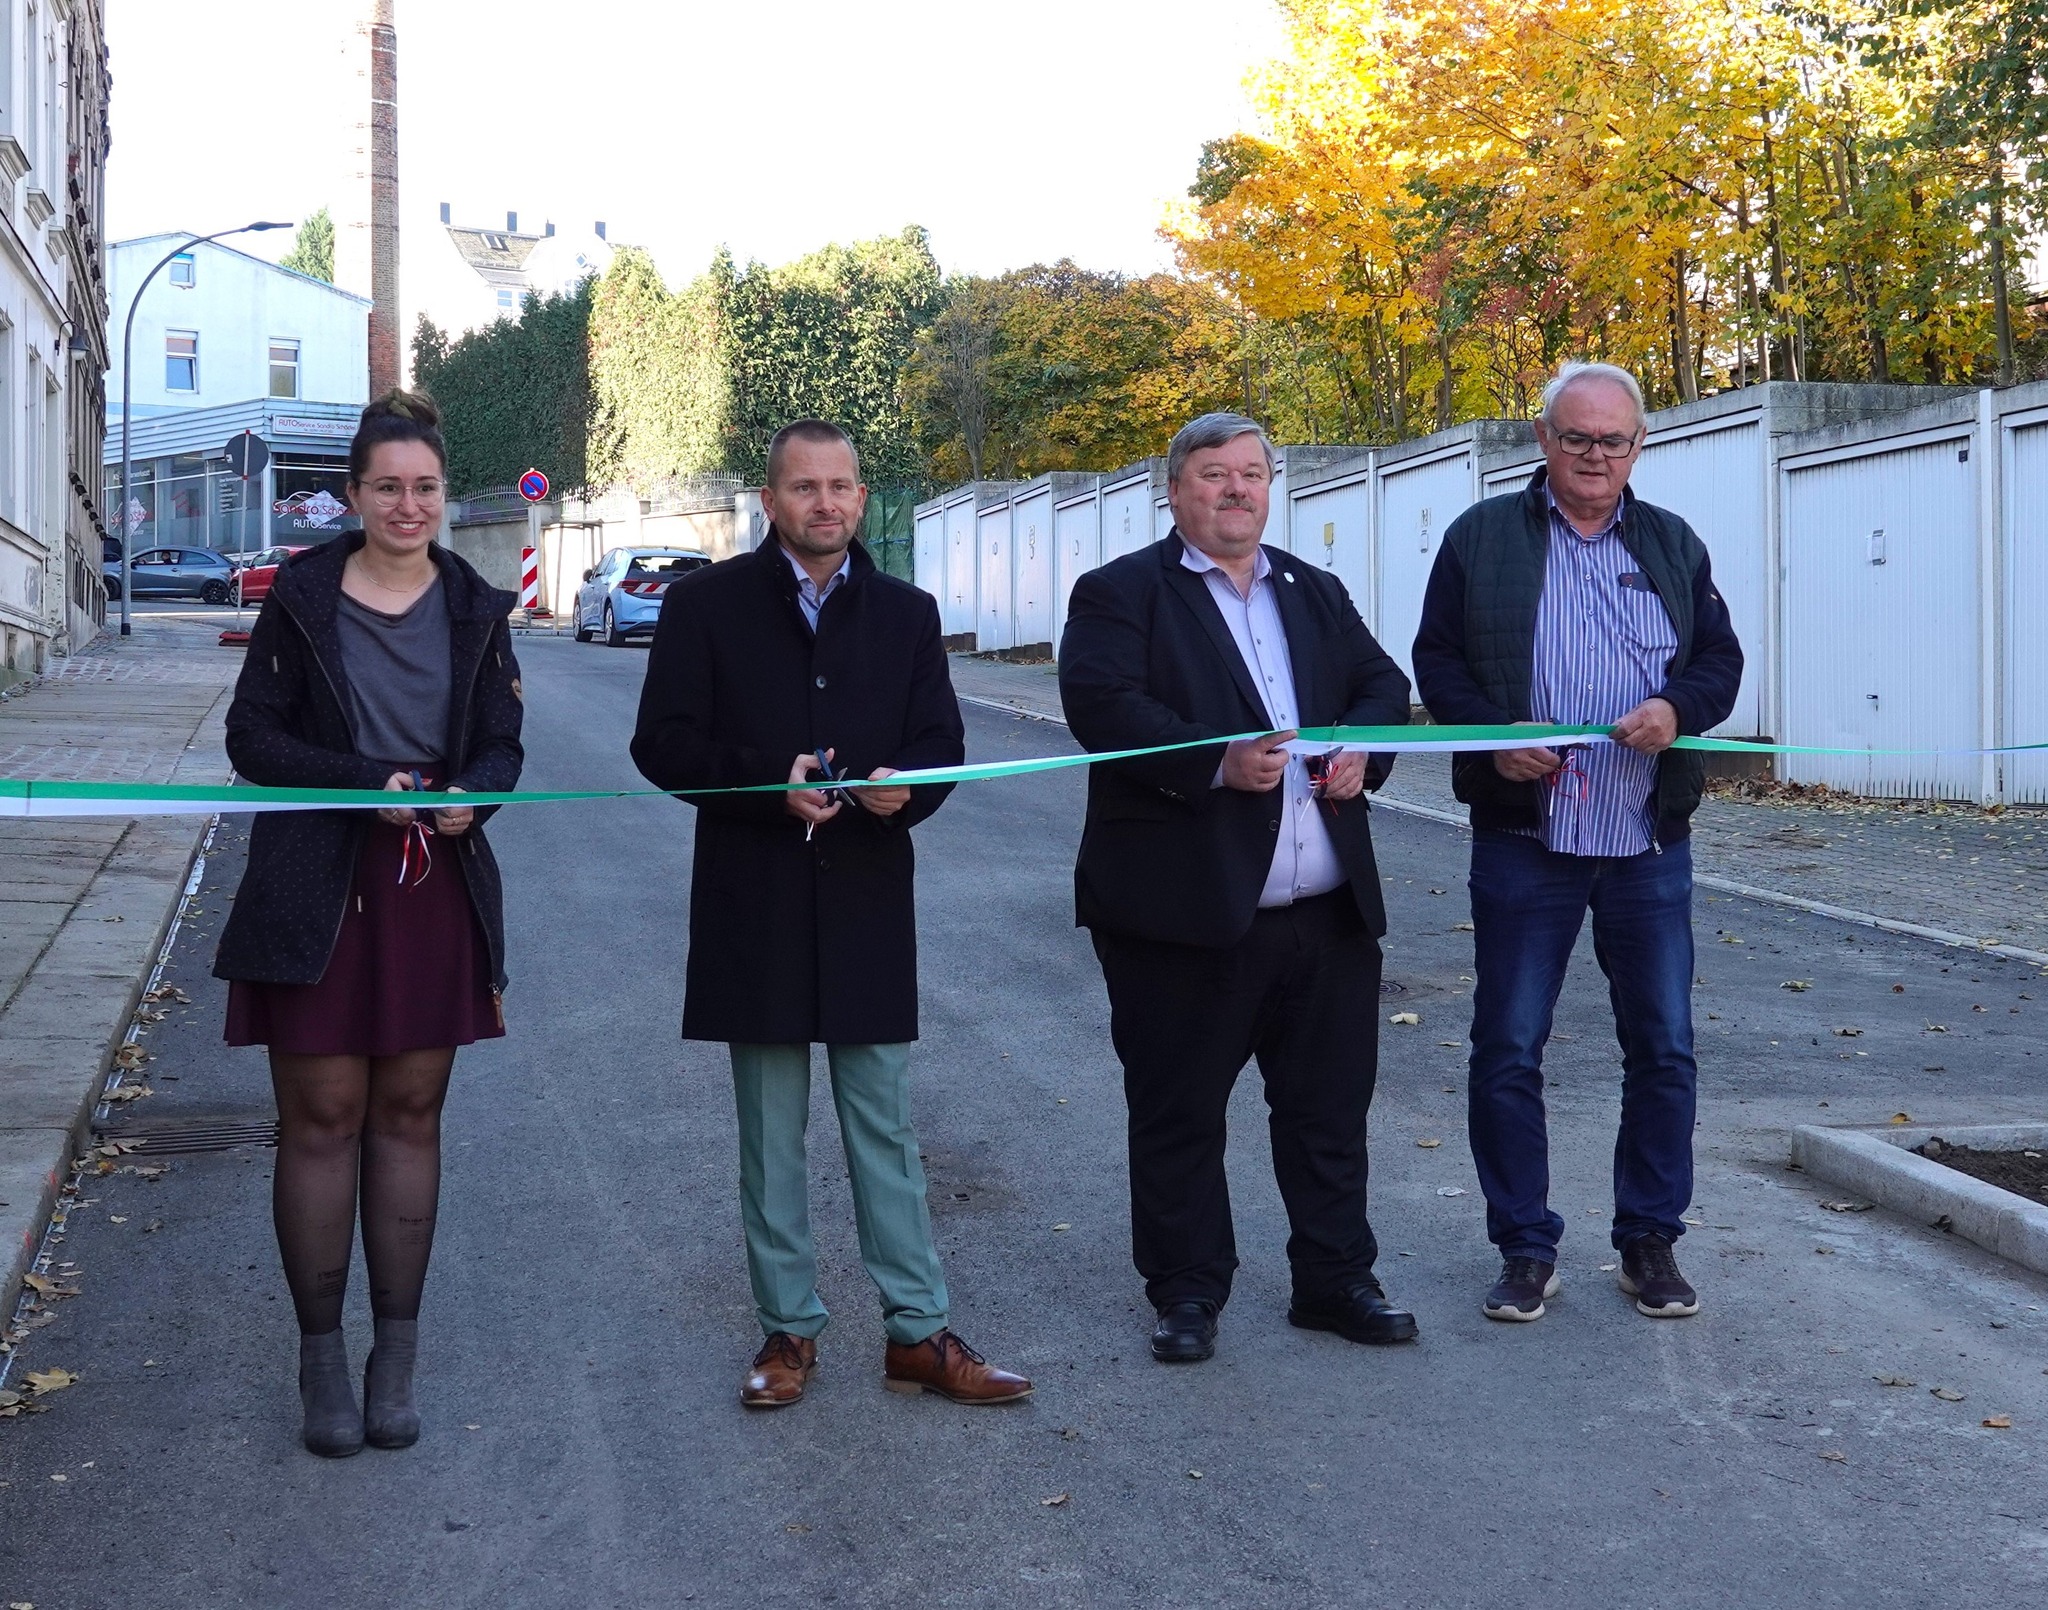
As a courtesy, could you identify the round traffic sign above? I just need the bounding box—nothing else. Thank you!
[518,468,550,503]
[223,430,270,479]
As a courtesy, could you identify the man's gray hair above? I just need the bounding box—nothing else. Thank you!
[1538,362,1647,430]
[1167,412,1276,484]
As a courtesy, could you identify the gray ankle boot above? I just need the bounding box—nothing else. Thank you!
[362,1317,420,1449]
[298,1329,364,1458]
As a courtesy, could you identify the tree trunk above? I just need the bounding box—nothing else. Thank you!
[1990,176,2015,385]
[1672,252,1699,404]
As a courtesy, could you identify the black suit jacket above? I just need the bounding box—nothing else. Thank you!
[1058,533,1411,948]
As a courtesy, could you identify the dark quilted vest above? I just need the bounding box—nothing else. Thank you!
[1446,468,1710,837]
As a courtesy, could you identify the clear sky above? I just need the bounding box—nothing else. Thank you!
[106,0,1282,283]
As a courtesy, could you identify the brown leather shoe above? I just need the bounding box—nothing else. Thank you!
[740,1332,817,1409]
[882,1329,1032,1405]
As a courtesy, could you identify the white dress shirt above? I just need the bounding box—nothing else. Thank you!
[1182,542,1346,908]
[781,542,851,633]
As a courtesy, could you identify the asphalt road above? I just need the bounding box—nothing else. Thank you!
[3,631,2045,1608]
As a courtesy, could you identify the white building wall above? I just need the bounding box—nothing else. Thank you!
[1779,425,1984,799]
[941,492,978,639]
[1375,447,1476,687]
[2001,404,2048,804]
[975,499,1015,652]
[1010,485,1055,650]
[1287,462,1374,622]
[0,0,100,679]
[913,502,945,602]
[1100,472,1155,563]
[109,237,370,415]
[1051,483,1100,652]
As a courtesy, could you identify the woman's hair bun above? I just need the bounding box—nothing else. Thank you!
[366,388,441,430]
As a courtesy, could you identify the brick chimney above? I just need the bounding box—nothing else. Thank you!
[338,2,401,395]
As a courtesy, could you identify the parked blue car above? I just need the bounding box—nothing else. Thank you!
[572,547,711,645]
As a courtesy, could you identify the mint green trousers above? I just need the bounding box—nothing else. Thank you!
[728,1042,950,1346]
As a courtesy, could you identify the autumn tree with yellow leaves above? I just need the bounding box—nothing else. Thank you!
[1169,0,2048,437]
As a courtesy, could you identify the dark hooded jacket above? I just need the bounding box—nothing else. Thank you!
[213,536,524,988]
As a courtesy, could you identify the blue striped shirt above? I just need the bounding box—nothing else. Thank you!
[1521,490,1677,857]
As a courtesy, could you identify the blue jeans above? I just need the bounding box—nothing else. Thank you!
[1466,829,1698,1260]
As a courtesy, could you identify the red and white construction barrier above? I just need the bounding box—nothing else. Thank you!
[519,545,550,617]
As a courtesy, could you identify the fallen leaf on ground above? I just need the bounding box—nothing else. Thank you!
[1889,1113,1913,1125]
[1388,1012,1421,1026]
[1415,1138,1442,1149]
[1821,1201,1873,1213]
[21,1273,53,1294]
[111,1044,150,1070]
[1873,1374,1915,1388]
[0,1390,18,1408]
[1040,1493,1071,1507]
[102,1085,153,1104]
[1720,935,1742,944]
[1781,980,1812,992]
[1925,1023,1948,1033]
[1818,1450,1848,1463]
[1051,1223,1071,1233]
[1186,1470,1203,1480]
[108,1217,126,1225]
[784,1523,810,1534]
[23,1369,76,1394]
[1436,1186,1467,1197]
[1931,1387,1966,1402]
[1983,1415,2013,1429]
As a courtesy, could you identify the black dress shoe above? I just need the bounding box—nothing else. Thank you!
[1288,1280,1419,1345]
[1151,1300,1219,1363]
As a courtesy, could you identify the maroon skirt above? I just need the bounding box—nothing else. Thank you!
[226,817,504,1056]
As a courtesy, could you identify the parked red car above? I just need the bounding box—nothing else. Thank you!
[231,545,314,606]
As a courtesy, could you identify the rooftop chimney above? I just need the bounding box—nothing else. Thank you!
[544,221,555,238]
[438,200,449,224]
[594,221,607,241]
[507,210,518,233]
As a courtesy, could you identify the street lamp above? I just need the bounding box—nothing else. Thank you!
[116,220,293,636]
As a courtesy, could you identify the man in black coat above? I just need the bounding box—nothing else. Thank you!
[1059,412,1419,1364]
[632,420,1030,1410]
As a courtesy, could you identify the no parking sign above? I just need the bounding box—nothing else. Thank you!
[518,468,550,503]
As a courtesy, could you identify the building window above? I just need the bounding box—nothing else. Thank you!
[268,339,300,400]
[165,330,198,391]
[168,252,196,288]
[495,288,515,313]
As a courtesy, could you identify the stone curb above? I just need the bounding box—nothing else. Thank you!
[0,688,230,1318]
[1790,1122,2048,1278]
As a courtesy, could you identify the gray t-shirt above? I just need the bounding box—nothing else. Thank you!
[336,577,452,771]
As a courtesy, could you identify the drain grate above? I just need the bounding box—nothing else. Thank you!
[95,1119,278,1155]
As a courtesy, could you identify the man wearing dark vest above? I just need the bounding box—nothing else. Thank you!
[1412,362,1743,1325]
[632,419,1030,1410]
[1061,411,1418,1365]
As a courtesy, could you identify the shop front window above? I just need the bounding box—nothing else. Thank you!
[271,456,360,541]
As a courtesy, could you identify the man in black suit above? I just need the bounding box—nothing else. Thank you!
[1059,412,1418,1363]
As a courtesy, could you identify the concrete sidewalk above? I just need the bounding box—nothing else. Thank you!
[947,653,2048,962]
[0,610,238,1315]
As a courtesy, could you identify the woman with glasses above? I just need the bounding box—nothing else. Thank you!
[213,390,524,1457]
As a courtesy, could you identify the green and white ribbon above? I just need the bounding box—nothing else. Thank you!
[1,724,2042,819]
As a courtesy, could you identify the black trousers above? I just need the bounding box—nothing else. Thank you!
[1092,887,1383,1310]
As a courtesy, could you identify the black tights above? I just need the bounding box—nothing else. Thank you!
[269,1049,456,1334]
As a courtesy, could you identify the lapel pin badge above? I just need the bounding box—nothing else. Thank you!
[1283,571,1295,583]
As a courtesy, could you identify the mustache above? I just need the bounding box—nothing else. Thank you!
[1216,497,1257,510]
